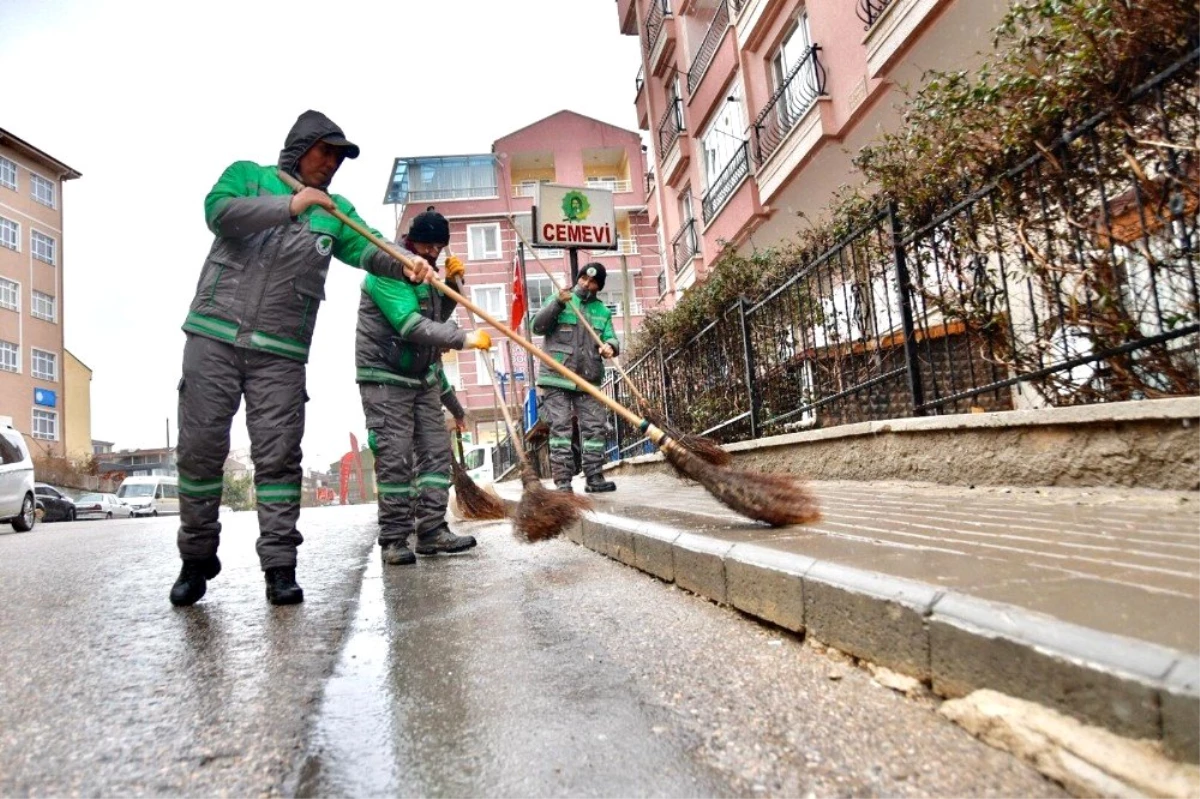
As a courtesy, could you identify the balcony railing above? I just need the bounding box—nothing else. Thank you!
[642,0,671,61]
[635,65,645,95]
[407,186,497,202]
[751,44,826,165]
[701,141,750,222]
[585,178,633,193]
[657,269,667,297]
[658,96,685,157]
[672,218,699,272]
[856,0,895,29]
[686,0,730,95]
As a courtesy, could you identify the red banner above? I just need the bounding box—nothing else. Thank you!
[510,253,526,332]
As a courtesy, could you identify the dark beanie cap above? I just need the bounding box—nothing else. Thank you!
[409,206,450,245]
[582,261,607,291]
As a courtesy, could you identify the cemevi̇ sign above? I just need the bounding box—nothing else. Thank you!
[532,184,617,250]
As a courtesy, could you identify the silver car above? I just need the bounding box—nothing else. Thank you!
[74,492,133,521]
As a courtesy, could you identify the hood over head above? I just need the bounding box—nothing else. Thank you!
[278,110,360,186]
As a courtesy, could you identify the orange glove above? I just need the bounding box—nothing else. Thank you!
[464,330,491,350]
[445,254,466,282]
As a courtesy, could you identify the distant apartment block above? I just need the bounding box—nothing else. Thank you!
[0,128,81,458]
[97,447,177,478]
[64,349,92,460]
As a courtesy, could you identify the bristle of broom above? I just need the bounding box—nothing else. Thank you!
[514,466,591,542]
[642,408,732,467]
[663,443,821,527]
[451,459,506,520]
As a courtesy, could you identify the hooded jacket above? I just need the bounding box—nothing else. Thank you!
[532,286,619,390]
[182,111,405,362]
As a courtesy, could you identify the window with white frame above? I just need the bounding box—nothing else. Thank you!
[32,408,57,440]
[0,341,17,373]
[31,174,55,208]
[771,14,815,128]
[467,223,502,260]
[526,274,558,314]
[31,231,55,265]
[474,346,501,386]
[31,348,56,380]
[701,81,748,189]
[469,284,505,324]
[0,157,15,190]
[442,354,463,391]
[0,278,18,312]
[32,291,55,322]
[0,217,17,251]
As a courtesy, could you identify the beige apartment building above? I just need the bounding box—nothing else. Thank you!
[0,128,81,458]
[64,349,92,460]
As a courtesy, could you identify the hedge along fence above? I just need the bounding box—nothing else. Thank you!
[608,0,1198,456]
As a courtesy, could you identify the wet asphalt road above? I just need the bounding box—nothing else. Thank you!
[0,507,1064,797]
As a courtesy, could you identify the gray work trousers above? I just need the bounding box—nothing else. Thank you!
[176,334,306,570]
[360,382,452,545]
[542,387,608,483]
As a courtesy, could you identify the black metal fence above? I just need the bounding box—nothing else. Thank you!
[604,52,1199,459]
[752,44,826,165]
[856,0,894,30]
[687,0,730,95]
[702,141,751,222]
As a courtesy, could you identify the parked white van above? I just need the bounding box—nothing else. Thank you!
[0,417,35,532]
[118,476,181,517]
[462,445,494,484]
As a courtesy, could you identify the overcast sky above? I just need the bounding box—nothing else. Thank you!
[0,0,642,471]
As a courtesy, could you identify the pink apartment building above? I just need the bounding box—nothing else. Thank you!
[0,129,81,459]
[617,0,1008,296]
[384,111,661,443]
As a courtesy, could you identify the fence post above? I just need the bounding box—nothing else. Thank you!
[658,345,673,426]
[888,200,926,415]
[738,296,760,439]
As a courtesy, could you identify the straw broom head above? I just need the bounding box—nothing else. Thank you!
[451,458,506,520]
[513,466,592,542]
[640,407,731,467]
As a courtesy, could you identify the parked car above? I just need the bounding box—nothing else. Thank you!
[117,475,180,517]
[34,483,76,522]
[74,492,133,521]
[0,419,35,532]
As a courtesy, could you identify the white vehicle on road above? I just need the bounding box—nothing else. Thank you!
[74,492,134,520]
[117,476,181,517]
[0,418,34,532]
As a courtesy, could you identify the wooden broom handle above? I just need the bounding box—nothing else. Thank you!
[479,354,527,463]
[277,169,660,439]
[503,215,654,411]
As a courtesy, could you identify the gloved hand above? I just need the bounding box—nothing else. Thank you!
[445,254,466,282]
[464,330,492,350]
[599,343,614,358]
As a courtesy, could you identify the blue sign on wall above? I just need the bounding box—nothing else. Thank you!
[34,388,56,408]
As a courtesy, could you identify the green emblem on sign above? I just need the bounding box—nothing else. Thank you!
[562,191,590,222]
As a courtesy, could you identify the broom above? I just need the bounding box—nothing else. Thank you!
[277,171,821,528]
[478,345,590,541]
[451,427,506,521]
[504,216,731,467]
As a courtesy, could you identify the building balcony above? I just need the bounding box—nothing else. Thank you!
[635,66,650,130]
[657,98,684,162]
[857,0,895,29]
[585,178,634,194]
[863,0,943,78]
[642,0,677,77]
[686,0,730,95]
[733,0,771,51]
[751,44,826,166]
[672,218,699,273]
[617,0,638,35]
[701,141,750,223]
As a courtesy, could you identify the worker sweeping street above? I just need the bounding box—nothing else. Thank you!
[170,109,433,608]
[356,208,492,565]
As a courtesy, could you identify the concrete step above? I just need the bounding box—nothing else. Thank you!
[492,473,1200,763]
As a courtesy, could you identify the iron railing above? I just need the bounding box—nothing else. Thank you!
[686,0,730,95]
[856,0,894,30]
[657,269,668,297]
[635,65,645,96]
[658,94,685,157]
[646,169,657,197]
[672,218,699,272]
[752,44,826,165]
[642,0,671,61]
[701,141,750,222]
[604,52,1200,459]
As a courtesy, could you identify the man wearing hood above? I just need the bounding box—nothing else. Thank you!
[356,208,490,565]
[531,262,619,493]
[170,110,433,607]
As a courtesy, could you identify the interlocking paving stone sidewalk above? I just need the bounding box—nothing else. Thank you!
[565,475,1200,653]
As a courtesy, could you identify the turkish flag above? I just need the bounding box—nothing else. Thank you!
[510,253,527,332]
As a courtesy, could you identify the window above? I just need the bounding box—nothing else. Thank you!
[475,346,501,386]
[31,291,55,322]
[31,231,56,265]
[32,408,57,441]
[0,218,17,251]
[385,154,497,204]
[30,174,55,208]
[701,81,748,189]
[31,348,56,381]
[469,285,505,324]
[0,341,17,373]
[467,223,502,260]
[0,278,18,312]
[526,274,559,313]
[0,157,15,190]
[771,14,815,128]
[442,355,463,391]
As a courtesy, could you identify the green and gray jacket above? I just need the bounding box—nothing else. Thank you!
[183,112,406,363]
[532,287,619,391]
[355,253,467,391]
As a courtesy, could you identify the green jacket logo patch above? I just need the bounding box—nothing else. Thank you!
[316,235,333,256]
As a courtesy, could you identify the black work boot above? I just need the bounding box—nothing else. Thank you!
[584,473,616,493]
[264,567,304,605]
[555,479,574,493]
[415,527,477,555]
[169,555,221,607]
[380,540,417,566]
